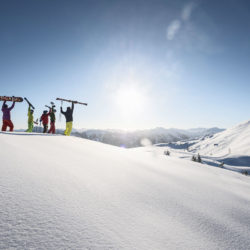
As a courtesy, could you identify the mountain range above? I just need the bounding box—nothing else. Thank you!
[71,127,224,148]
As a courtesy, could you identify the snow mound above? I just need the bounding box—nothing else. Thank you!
[1,132,250,249]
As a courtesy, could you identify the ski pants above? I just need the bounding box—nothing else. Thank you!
[48,122,56,134]
[2,119,14,132]
[64,121,73,136]
[26,122,33,132]
[43,124,48,133]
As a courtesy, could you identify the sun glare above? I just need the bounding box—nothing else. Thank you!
[115,85,147,117]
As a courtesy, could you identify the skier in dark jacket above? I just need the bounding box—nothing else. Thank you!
[1,100,15,131]
[40,110,50,133]
[48,107,56,134]
[60,102,74,136]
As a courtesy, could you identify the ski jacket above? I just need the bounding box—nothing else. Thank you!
[28,107,33,123]
[50,109,56,123]
[61,103,74,122]
[40,113,50,125]
[2,101,15,120]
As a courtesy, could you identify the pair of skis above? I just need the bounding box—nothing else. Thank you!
[24,98,35,109]
[56,98,88,106]
[45,102,56,110]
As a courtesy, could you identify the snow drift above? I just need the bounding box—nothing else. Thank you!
[0,132,250,249]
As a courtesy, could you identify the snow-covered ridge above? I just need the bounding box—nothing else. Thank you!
[190,120,250,157]
[154,120,250,168]
[1,132,250,249]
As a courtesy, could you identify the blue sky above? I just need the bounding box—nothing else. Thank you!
[1,0,250,130]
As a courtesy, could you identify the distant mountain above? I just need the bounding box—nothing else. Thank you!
[71,127,224,148]
[190,120,250,159]
[186,127,225,136]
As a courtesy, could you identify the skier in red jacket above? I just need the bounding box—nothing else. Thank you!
[40,110,50,133]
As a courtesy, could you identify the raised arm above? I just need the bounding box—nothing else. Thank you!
[71,102,74,112]
[60,106,65,114]
[2,101,6,111]
[9,101,15,111]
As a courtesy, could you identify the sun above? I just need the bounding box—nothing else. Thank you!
[114,85,147,117]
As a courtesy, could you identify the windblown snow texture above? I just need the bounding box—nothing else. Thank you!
[0,132,250,249]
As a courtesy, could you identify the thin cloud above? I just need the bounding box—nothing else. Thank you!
[167,20,181,40]
[182,2,196,21]
[166,2,197,41]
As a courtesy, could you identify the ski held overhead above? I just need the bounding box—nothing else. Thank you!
[24,98,35,109]
[56,98,88,106]
[0,96,23,102]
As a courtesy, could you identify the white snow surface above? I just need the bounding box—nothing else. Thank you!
[190,120,250,157]
[1,132,250,249]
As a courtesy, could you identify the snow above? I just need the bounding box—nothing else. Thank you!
[1,132,250,249]
[148,120,250,173]
[190,120,250,156]
[187,120,250,167]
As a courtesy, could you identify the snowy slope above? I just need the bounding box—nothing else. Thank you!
[190,120,250,157]
[1,132,250,249]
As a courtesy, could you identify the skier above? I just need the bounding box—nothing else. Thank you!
[40,110,50,133]
[60,102,75,136]
[1,100,15,132]
[48,107,56,134]
[26,105,34,132]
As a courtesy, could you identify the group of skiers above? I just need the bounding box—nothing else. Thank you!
[1,100,75,136]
